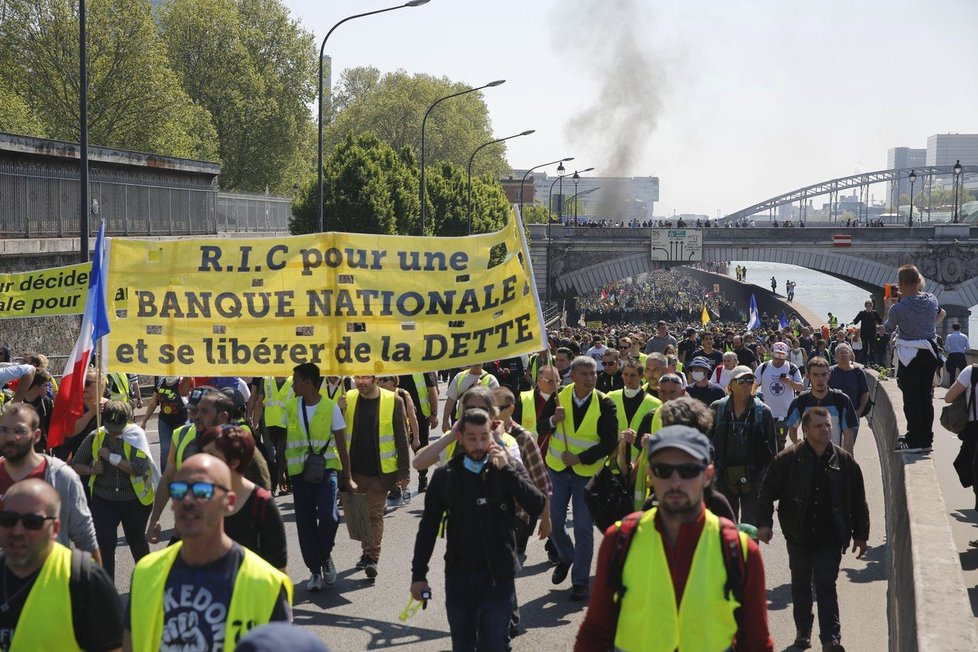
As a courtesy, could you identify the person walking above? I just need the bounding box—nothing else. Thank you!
[944,322,971,385]
[443,364,499,431]
[758,407,870,652]
[410,408,545,652]
[786,358,857,455]
[575,425,774,651]
[126,455,292,651]
[397,371,439,493]
[256,376,295,495]
[139,376,185,472]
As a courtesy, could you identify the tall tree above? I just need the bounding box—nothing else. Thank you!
[159,0,316,192]
[425,162,511,237]
[0,0,217,159]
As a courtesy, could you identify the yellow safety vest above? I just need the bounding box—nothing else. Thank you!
[545,385,606,477]
[607,390,661,435]
[320,377,346,401]
[107,372,130,403]
[129,542,293,652]
[519,390,537,433]
[172,424,196,470]
[8,542,80,651]
[345,388,398,474]
[410,373,432,418]
[88,427,155,505]
[285,396,341,476]
[263,377,294,429]
[614,509,745,652]
[632,408,663,510]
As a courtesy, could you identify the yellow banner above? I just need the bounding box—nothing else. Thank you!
[0,263,90,319]
[106,217,546,375]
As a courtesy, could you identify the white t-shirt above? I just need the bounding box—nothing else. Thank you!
[754,359,802,419]
[446,370,500,401]
[954,365,978,421]
[586,345,607,371]
[301,399,346,432]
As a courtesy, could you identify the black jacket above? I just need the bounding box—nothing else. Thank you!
[758,441,870,547]
[411,454,545,585]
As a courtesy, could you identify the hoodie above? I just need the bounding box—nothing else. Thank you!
[883,292,939,341]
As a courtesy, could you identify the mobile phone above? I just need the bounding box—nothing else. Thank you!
[780,372,788,378]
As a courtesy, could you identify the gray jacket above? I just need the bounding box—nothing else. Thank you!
[41,455,98,552]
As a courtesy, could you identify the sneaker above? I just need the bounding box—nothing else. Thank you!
[402,488,412,504]
[545,539,560,565]
[551,561,570,585]
[355,555,371,570]
[821,643,845,652]
[323,556,337,586]
[364,558,378,579]
[793,628,812,649]
[894,440,923,453]
[306,572,324,592]
[570,584,589,601]
[388,487,402,500]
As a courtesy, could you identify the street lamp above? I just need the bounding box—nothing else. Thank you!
[544,166,592,304]
[572,170,580,224]
[953,159,963,223]
[80,0,90,261]
[520,157,574,217]
[557,161,566,222]
[568,186,600,223]
[420,79,505,235]
[316,0,430,233]
[466,130,535,234]
[549,167,594,223]
[908,169,916,227]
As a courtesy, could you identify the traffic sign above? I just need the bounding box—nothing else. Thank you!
[650,229,702,261]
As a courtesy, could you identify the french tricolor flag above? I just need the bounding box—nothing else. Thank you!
[48,224,110,449]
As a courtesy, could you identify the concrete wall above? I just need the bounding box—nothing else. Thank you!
[865,371,978,650]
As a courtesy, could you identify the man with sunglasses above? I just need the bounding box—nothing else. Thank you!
[127,454,292,651]
[575,425,773,651]
[596,349,624,394]
[0,479,123,651]
[0,404,100,564]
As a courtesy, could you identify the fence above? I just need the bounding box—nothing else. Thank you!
[217,192,292,233]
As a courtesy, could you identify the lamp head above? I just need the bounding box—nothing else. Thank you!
[908,170,916,182]
[954,159,963,176]
[573,171,580,182]
[520,130,535,137]
[405,0,430,6]
[557,162,565,174]
[561,157,575,163]
[486,79,506,88]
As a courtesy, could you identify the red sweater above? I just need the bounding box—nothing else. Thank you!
[575,508,774,652]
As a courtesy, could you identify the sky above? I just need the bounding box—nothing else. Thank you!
[283,0,978,217]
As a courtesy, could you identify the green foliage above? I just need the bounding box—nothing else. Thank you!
[0,87,45,136]
[520,204,551,224]
[425,162,511,237]
[159,0,316,192]
[0,0,217,159]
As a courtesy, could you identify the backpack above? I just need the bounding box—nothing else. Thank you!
[607,511,746,642]
[941,364,978,435]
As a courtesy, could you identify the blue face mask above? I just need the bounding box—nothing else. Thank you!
[463,456,488,474]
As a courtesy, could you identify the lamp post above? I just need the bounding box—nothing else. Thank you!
[466,130,535,234]
[316,0,430,234]
[908,169,916,227]
[544,167,592,304]
[79,0,89,261]
[519,157,574,217]
[568,186,600,224]
[572,170,580,224]
[420,79,505,235]
[549,167,594,223]
[953,159,963,223]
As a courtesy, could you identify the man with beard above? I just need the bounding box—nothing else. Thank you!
[0,404,100,564]
[411,409,545,652]
[575,425,773,651]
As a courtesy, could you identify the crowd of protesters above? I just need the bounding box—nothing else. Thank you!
[575,269,736,323]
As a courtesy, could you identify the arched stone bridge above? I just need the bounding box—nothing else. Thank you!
[526,222,978,331]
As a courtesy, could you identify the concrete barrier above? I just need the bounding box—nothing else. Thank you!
[866,371,978,651]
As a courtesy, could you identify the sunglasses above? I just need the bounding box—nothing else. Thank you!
[0,511,56,530]
[650,462,707,480]
[659,375,683,384]
[169,481,230,501]
[733,376,755,385]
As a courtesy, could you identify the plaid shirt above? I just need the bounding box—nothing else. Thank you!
[509,423,552,524]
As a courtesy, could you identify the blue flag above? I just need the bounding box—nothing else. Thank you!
[747,294,761,330]
[780,312,789,329]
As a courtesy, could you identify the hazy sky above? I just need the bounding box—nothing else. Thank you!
[285,0,977,217]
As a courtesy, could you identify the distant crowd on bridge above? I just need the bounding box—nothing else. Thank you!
[550,216,896,229]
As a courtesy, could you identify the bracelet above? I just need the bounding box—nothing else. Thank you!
[109,453,122,467]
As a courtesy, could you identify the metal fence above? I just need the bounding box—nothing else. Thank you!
[217,192,292,233]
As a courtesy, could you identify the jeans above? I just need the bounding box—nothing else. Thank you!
[896,349,940,447]
[158,419,175,472]
[947,352,967,384]
[548,468,594,588]
[90,495,151,582]
[716,484,760,526]
[267,426,288,491]
[415,415,430,485]
[787,541,843,644]
[445,571,515,652]
[291,469,340,573]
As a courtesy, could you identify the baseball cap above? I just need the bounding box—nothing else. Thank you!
[688,356,713,370]
[685,327,696,335]
[772,342,789,359]
[647,425,711,463]
[103,400,132,432]
[729,365,755,381]
[237,623,329,652]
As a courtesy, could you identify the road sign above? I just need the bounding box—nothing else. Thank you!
[650,229,702,261]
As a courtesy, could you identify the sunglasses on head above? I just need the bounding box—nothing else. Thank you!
[169,481,229,501]
[650,462,707,479]
[0,511,56,530]
[659,374,683,384]
[733,376,755,385]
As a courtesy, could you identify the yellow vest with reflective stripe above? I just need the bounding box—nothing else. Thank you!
[107,372,130,402]
[173,424,196,470]
[345,388,398,474]
[607,390,661,435]
[88,427,155,505]
[410,373,432,417]
[129,542,293,652]
[263,377,294,428]
[9,542,80,652]
[632,408,664,510]
[285,396,341,476]
[614,509,744,652]
[520,390,537,433]
[545,386,606,477]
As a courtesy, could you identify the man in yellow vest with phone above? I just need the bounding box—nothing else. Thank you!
[126,454,292,651]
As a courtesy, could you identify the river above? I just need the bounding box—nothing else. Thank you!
[730,260,978,334]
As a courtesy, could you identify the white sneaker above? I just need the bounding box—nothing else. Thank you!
[307,572,324,592]
[323,556,337,586]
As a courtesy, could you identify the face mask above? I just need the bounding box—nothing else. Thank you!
[623,387,642,398]
[463,456,488,474]
[164,376,179,384]
[538,391,552,401]
[691,371,706,382]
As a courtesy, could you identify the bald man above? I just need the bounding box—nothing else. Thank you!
[126,455,292,652]
[0,478,122,650]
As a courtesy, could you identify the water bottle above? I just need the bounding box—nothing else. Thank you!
[738,523,759,539]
